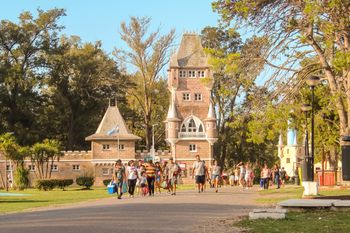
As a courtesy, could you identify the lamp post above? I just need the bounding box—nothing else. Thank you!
[151,124,158,161]
[306,76,321,181]
[301,103,312,181]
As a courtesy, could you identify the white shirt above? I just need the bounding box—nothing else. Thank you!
[127,166,138,180]
[193,160,205,176]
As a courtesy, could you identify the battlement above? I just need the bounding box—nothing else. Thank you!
[62,150,92,160]
[135,150,172,159]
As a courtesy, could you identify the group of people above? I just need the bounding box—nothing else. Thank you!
[260,163,287,190]
[112,157,181,199]
[111,156,287,199]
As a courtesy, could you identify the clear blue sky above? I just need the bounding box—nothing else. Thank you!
[0,0,219,55]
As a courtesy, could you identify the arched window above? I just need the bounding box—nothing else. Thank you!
[180,116,205,134]
[188,119,196,132]
[198,124,203,132]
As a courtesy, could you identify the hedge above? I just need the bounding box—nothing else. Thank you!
[36,179,74,191]
[76,175,95,189]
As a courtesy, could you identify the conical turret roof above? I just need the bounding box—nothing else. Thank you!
[86,101,140,141]
[172,33,209,68]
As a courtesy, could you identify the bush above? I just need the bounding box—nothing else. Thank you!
[35,179,74,191]
[36,179,56,191]
[76,175,95,189]
[56,179,74,190]
[103,179,112,186]
[14,165,30,190]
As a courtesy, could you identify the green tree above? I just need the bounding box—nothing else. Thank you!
[213,0,350,141]
[0,133,30,190]
[30,139,63,179]
[201,27,267,166]
[115,16,174,149]
[0,9,65,145]
[44,36,130,149]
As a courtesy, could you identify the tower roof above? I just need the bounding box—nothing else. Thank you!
[166,89,181,122]
[172,33,209,68]
[205,100,216,121]
[86,101,140,141]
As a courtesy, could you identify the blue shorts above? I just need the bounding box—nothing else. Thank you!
[211,174,219,180]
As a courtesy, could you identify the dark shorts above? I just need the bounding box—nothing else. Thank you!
[195,175,205,184]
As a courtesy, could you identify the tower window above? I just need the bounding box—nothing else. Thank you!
[188,119,197,132]
[194,93,202,101]
[183,93,190,101]
[189,144,197,152]
[180,70,186,78]
[188,70,196,78]
[286,158,291,163]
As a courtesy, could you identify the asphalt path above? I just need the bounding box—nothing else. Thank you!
[0,187,261,233]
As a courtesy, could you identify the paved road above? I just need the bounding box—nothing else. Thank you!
[0,187,262,233]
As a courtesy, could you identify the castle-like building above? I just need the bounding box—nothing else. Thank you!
[0,33,217,187]
[165,33,218,170]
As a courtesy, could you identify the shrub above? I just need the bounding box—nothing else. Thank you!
[76,175,95,189]
[36,179,56,191]
[103,179,112,186]
[35,179,74,191]
[56,179,74,190]
[14,165,30,190]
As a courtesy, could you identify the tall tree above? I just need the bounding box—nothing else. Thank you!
[201,27,266,166]
[0,9,65,145]
[115,16,174,149]
[213,0,350,141]
[44,36,130,149]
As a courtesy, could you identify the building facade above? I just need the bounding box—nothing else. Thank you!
[165,33,218,180]
[0,100,141,187]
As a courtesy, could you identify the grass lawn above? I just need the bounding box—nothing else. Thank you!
[236,210,350,233]
[0,186,111,214]
[0,183,195,214]
[256,186,350,204]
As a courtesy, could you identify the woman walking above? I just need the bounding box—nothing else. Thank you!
[145,160,156,196]
[210,160,221,193]
[114,160,126,199]
[262,164,270,190]
[155,162,163,194]
[126,160,138,197]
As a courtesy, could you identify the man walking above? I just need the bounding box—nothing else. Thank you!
[165,157,180,195]
[192,155,206,193]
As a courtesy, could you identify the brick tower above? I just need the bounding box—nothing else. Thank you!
[165,33,218,175]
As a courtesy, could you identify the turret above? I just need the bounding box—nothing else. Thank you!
[204,100,217,142]
[165,88,181,144]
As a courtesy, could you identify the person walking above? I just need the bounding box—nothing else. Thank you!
[155,162,163,194]
[210,160,221,193]
[145,160,156,196]
[244,162,252,189]
[262,164,270,190]
[192,155,206,193]
[237,162,245,187]
[113,160,126,199]
[274,164,281,189]
[165,157,180,195]
[126,160,138,197]
[280,167,286,187]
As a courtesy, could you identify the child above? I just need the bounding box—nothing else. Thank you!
[140,171,148,196]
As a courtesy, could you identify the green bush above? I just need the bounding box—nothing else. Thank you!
[36,179,56,191]
[14,165,29,190]
[35,179,74,191]
[76,175,95,189]
[56,179,74,190]
[103,179,112,186]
